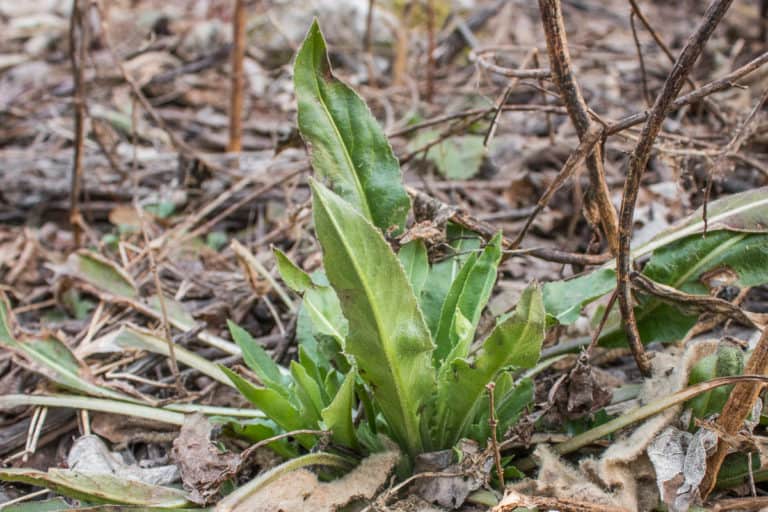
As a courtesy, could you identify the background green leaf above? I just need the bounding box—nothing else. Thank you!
[398,240,429,298]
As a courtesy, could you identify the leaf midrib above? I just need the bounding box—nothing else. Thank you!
[309,54,373,222]
[319,192,422,453]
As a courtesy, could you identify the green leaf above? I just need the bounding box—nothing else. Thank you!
[420,224,482,335]
[398,240,429,299]
[543,268,616,324]
[311,179,435,457]
[0,468,191,508]
[220,367,307,436]
[290,360,325,423]
[543,188,768,328]
[294,20,410,233]
[97,326,231,387]
[213,416,298,459]
[432,284,545,446]
[601,231,768,345]
[69,251,138,298]
[227,321,290,391]
[434,233,502,364]
[274,248,314,293]
[410,132,486,180]
[0,300,129,401]
[321,371,359,449]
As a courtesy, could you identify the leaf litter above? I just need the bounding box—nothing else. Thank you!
[2,0,768,510]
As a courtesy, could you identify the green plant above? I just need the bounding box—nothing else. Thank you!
[221,20,545,464]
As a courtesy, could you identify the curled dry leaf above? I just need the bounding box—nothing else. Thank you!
[221,449,400,512]
[414,439,494,510]
[172,413,241,505]
[647,426,718,512]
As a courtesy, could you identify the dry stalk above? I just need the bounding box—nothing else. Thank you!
[615,0,734,376]
[68,0,86,247]
[486,382,504,489]
[537,0,620,255]
[700,327,768,497]
[228,0,246,153]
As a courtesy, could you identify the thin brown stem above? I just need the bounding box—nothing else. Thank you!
[483,51,535,149]
[227,0,246,153]
[425,0,436,103]
[486,382,504,489]
[537,0,620,255]
[68,0,86,247]
[629,11,652,107]
[616,0,734,377]
[511,123,603,248]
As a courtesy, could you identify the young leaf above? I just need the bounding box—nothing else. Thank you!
[294,20,410,233]
[398,240,429,298]
[321,371,359,449]
[274,248,314,293]
[432,284,545,446]
[290,360,325,423]
[543,268,616,325]
[221,367,307,438]
[433,233,502,364]
[311,179,435,457]
[420,224,482,335]
[227,321,290,391]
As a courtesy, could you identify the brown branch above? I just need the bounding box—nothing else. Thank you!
[700,327,768,497]
[425,0,436,102]
[486,382,504,489]
[511,123,603,248]
[482,51,536,148]
[629,11,652,107]
[606,51,768,135]
[616,0,735,377]
[227,0,246,153]
[537,0,620,255]
[68,0,86,247]
[628,0,726,125]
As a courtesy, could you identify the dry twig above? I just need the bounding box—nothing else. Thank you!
[537,0,620,255]
[615,0,734,376]
[228,0,247,153]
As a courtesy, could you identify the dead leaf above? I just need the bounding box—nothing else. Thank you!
[68,435,179,487]
[414,439,493,509]
[222,449,400,512]
[171,413,241,505]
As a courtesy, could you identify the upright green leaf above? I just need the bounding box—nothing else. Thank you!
[433,233,502,364]
[290,360,325,422]
[432,284,545,446]
[227,321,290,391]
[398,240,429,298]
[321,371,359,449]
[295,20,410,232]
[311,180,435,457]
[274,248,314,293]
[420,224,482,335]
